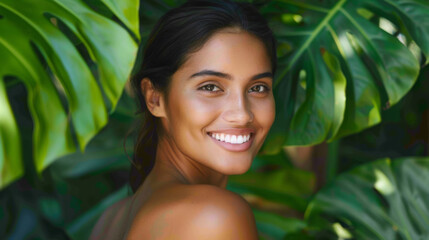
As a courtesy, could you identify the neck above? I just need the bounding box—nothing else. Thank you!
[148,134,228,188]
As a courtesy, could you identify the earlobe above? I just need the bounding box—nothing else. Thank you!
[141,78,166,118]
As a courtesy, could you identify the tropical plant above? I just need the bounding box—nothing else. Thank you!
[0,0,140,188]
[237,65,428,239]
[261,0,428,153]
[1,0,429,239]
[0,91,137,240]
[306,157,429,240]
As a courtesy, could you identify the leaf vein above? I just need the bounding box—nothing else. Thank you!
[274,0,347,88]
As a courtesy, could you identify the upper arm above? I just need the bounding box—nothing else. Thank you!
[183,188,259,240]
[128,185,259,240]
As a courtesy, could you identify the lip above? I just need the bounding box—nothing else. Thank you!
[206,129,255,152]
[207,128,255,135]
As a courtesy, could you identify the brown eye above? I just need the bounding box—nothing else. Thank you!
[249,85,269,93]
[199,84,221,92]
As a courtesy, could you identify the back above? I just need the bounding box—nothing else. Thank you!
[125,184,259,239]
[90,183,259,239]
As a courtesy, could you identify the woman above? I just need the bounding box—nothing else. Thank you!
[90,0,277,239]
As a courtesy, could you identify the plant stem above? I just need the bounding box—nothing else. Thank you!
[326,140,339,183]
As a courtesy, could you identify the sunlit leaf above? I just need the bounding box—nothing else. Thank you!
[0,0,139,188]
[262,0,427,153]
[0,80,22,188]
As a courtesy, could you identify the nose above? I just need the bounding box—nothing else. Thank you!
[222,91,254,124]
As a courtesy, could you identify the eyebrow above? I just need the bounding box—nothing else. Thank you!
[189,70,273,81]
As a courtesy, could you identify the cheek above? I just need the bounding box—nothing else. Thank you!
[169,91,222,137]
[252,95,275,129]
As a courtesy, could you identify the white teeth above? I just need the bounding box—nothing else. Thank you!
[209,133,252,144]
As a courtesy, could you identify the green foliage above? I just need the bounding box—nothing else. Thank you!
[227,151,315,239]
[0,93,135,240]
[66,186,128,240]
[262,0,428,153]
[0,79,22,189]
[228,166,314,212]
[1,0,428,239]
[306,157,429,240]
[0,0,139,188]
[253,208,307,240]
[337,65,429,171]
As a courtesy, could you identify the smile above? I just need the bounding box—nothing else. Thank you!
[206,130,255,152]
[208,133,251,144]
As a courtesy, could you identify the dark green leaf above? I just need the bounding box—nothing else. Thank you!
[66,185,128,240]
[227,168,314,211]
[253,208,307,240]
[306,157,429,239]
[262,0,426,152]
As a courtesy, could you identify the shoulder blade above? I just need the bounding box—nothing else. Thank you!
[127,184,259,240]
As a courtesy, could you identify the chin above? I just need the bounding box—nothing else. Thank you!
[215,157,253,175]
[230,166,251,175]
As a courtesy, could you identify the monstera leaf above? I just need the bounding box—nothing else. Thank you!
[305,157,429,239]
[262,0,429,153]
[227,167,315,211]
[0,0,139,188]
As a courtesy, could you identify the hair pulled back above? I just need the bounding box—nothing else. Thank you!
[130,0,277,193]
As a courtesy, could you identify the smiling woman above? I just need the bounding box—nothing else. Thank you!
[90,0,277,239]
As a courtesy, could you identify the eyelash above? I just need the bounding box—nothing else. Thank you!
[198,84,270,93]
[249,85,270,93]
[198,84,222,92]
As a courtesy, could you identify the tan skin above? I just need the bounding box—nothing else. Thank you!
[90,28,275,240]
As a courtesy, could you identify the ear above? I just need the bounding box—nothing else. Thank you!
[141,78,166,118]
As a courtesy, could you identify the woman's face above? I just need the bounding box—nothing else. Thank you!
[160,30,275,175]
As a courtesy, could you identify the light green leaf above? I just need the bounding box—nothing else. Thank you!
[99,0,140,39]
[0,79,22,188]
[0,0,138,187]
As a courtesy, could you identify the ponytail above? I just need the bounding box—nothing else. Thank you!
[129,110,158,193]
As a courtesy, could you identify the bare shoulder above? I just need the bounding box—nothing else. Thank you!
[126,184,258,240]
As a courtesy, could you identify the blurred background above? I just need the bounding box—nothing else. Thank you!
[1,0,428,239]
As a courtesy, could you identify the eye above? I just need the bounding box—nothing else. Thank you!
[198,84,222,92]
[249,84,270,93]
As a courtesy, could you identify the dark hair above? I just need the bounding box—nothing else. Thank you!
[129,0,277,193]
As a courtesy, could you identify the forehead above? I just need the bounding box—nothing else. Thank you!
[174,31,272,79]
